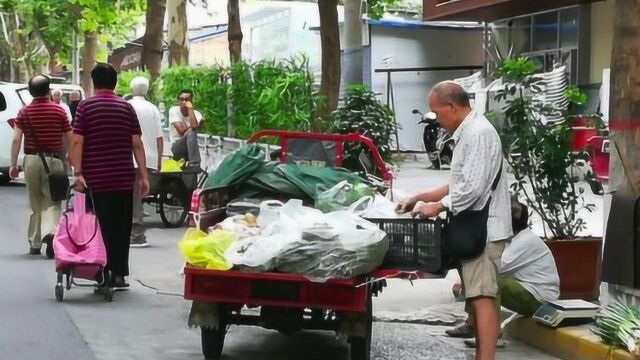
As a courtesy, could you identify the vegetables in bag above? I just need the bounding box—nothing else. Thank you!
[178,228,237,270]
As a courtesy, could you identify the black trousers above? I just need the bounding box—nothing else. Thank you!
[89,190,133,277]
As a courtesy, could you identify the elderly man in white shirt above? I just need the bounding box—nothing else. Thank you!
[128,76,164,248]
[51,89,72,122]
[398,81,512,360]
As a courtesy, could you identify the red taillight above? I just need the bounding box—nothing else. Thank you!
[7,118,16,129]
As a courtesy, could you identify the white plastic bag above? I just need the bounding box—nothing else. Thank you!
[276,211,389,281]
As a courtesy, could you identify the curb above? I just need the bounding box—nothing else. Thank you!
[505,318,638,360]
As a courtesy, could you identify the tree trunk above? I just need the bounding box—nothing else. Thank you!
[609,0,640,194]
[167,0,189,66]
[343,0,363,87]
[142,0,167,81]
[315,0,341,129]
[82,31,97,95]
[227,0,243,64]
[48,50,57,74]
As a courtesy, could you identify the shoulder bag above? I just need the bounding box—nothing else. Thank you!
[443,161,503,261]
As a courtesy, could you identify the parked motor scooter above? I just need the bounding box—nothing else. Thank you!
[412,109,455,170]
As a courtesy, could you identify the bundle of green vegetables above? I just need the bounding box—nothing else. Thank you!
[592,302,640,355]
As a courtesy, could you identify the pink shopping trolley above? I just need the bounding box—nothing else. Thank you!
[53,190,114,302]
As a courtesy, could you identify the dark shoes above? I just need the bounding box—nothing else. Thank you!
[130,239,149,248]
[445,323,476,338]
[29,247,41,255]
[111,276,129,288]
[42,234,55,259]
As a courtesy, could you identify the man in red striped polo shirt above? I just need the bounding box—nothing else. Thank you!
[70,63,149,288]
[10,75,73,256]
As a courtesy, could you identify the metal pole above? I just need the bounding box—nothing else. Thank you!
[71,32,79,85]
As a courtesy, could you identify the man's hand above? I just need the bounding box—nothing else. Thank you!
[412,201,445,219]
[395,197,417,214]
[184,101,193,110]
[72,175,87,191]
[9,166,19,179]
[139,175,150,197]
[157,161,162,172]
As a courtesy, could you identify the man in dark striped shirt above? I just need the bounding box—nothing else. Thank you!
[70,63,149,288]
[10,75,73,256]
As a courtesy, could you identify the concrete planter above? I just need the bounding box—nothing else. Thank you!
[546,238,603,301]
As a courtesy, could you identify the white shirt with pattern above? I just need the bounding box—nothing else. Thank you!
[440,110,513,242]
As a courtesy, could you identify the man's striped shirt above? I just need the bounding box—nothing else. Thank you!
[16,97,71,154]
[73,90,142,192]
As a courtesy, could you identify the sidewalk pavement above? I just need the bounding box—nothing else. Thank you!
[506,318,637,360]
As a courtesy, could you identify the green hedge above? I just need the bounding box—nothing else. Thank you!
[118,57,316,138]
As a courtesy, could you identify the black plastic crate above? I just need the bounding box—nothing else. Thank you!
[366,217,445,273]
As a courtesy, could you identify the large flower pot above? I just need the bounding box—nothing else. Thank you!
[545,238,603,301]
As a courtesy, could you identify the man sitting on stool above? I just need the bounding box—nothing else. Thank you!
[446,198,560,348]
[169,89,204,167]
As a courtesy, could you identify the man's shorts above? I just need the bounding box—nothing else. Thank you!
[460,240,507,299]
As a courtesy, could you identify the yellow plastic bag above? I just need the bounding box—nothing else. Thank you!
[161,158,185,172]
[178,228,237,270]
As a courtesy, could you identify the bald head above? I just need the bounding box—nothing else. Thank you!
[28,75,50,98]
[427,81,472,132]
[429,81,470,108]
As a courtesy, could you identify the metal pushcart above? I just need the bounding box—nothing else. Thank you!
[144,166,208,228]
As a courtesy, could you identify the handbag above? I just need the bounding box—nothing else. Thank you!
[443,161,503,262]
[23,110,70,202]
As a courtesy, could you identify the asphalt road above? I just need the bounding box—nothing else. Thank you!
[0,179,559,360]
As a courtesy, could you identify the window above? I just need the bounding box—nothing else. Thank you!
[533,12,558,51]
[0,92,6,112]
[488,6,585,84]
[560,7,579,49]
[510,17,532,55]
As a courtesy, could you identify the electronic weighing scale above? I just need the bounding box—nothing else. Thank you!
[533,300,600,328]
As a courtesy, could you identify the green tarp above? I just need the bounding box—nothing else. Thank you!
[206,145,369,201]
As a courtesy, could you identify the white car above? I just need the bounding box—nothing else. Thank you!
[0,82,31,183]
[0,82,84,184]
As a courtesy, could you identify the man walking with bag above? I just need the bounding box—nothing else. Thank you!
[397,82,512,360]
[70,63,149,288]
[9,75,73,257]
[128,76,164,248]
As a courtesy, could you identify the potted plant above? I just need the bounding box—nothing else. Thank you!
[330,84,396,175]
[495,58,603,300]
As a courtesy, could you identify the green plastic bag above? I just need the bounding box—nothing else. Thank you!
[205,145,265,188]
[178,228,237,270]
[315,181,376,213]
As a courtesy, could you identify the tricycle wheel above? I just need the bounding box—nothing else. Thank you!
[201,323,226,360]
[104,287,114,302]
[159,178,189,228]
[350,291,372,360]
[55,272,64,302]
